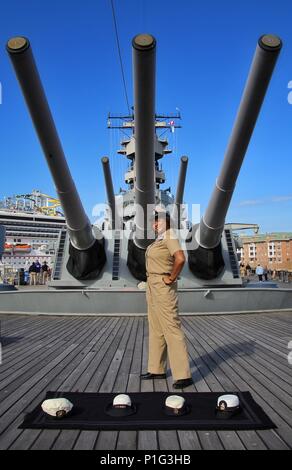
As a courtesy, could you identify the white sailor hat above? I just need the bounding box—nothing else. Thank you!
[113,394,132,408]
[105,393,136,417]
[154,205,169,214]
[154,205,167,213]
[41,398,73,418]
[152,206,171,221]
[164,395,187,416]
[216,394,240,412]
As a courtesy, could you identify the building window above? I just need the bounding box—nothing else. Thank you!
[268,242,276,258]
[248,243,256,258]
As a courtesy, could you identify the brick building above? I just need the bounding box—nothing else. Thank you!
[238,232,292,272]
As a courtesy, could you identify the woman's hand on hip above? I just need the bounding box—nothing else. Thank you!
[162,275,175,285]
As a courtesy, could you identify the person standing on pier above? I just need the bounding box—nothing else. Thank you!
[41,261,49,285]
[35,260,42,284]
[29,262,37,286]
[263,266,269,281]
[256,263,264,282]
[141,209,193,389]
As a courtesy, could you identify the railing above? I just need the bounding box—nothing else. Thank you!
[225,229,240,279]
[53,230,67,280]
[112,231,121,281]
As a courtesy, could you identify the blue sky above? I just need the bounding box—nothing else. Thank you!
[0,0,291,233]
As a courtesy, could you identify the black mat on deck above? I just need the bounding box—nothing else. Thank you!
[19,391,276,431]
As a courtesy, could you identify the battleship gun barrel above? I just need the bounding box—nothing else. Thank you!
[132,34,156,249]
[6,37,95,251]
[198,35,282,249]
[101,157,116,230]
[174,156,188,228]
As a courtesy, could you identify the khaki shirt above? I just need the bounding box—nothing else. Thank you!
[145,228,182,275]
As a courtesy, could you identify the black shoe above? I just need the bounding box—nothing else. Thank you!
[173,378,193,389]
[140,372,166,380]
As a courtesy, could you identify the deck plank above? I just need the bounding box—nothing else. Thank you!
[52,318,129,450]
[183,320,241,450]
[198,317,292,402]
[138,322,158,450]
[94,318,135,450]
[0,312,291,450]
[1,318,117,450]
[116,318,143,451]
[29,318,116,450]
[0,318,91,396]
[211,316,292,384]
[184,316,292,449]
[1,317,68,369]
[154,368,181,450]
[194,316,292,419]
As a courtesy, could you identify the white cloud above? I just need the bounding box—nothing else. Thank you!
[271,196,292,203]
[238,195,292,207]
[238,199,265,207]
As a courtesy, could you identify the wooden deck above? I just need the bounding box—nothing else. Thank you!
[0,312,292,450]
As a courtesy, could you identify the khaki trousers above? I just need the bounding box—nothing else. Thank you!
[146,274,191,381]
[42,271,48,284]
[30,272,37,286]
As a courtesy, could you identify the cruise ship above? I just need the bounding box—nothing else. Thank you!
[0,190,66,282]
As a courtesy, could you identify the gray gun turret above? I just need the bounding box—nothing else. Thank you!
[6,37,106,280]
[101,157,117,230]
[132,33,156,247]
[188,34,282,279]
[127,34,157,280]
[174,156,188,228]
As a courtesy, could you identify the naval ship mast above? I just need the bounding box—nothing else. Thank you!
[104,112,186,232]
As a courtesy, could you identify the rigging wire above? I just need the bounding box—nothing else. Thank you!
[119,128,132,140]
[158,128,170,140]
[110,0,131,116]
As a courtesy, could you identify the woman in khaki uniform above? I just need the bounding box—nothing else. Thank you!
[141,211,193,389]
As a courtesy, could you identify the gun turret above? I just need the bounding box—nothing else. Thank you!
[132,34,156,248]
[101,157,117,230]
[127,34,157,281]
[174,156,188,228]
[188,35,282,279]
[7,37,106,280]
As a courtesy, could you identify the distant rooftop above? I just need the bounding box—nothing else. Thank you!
[240,232,292,242]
